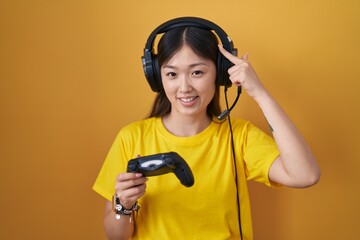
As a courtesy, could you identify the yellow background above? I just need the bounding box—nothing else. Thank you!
[1,0,359,239]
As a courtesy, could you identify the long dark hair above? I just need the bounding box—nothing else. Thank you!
[147,27,221,118]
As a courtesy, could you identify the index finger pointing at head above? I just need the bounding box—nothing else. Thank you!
[218,45,244,64]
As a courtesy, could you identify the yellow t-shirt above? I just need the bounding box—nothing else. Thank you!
[93,117,279,240]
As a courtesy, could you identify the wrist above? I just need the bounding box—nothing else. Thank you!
[253,89,274,108]
[112,194,140,221]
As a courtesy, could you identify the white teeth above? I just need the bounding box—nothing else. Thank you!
[180,97,196,103]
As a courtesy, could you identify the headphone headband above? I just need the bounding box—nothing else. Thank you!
[144,17,234,53]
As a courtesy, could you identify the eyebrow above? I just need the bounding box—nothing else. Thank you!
[163,62,209,69]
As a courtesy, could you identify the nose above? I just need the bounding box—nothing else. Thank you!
[179,75,192,93]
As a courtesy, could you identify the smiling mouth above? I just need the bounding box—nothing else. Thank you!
[179,97,198,103]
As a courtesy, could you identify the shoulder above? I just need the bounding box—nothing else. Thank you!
[212,117,251,132]
[213,117,273,142]
[118,117,158,138]
[230,118,251,128]
[121,117,156,130]
[229,118,267,135]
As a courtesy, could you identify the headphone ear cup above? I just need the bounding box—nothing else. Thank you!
[142,51,163,92]
[222,57,233,88]
[142,51,158,92]
[217,52,232,87]
[217,48,238,87]
[216,52,224,86]
[152,56,163,92]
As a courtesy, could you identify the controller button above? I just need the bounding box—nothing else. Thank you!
[148,164,157,169]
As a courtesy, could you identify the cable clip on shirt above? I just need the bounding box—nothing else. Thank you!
[112,193,140,223]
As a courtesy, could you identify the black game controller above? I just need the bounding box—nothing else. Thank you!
[127,152,194,187]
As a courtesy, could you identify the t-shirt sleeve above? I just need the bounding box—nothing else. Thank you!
[241,121,280,187]
[92,132,129,201]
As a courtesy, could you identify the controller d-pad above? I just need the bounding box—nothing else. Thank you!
[164,157,175,165]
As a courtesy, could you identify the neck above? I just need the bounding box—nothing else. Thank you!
[162,113,212,137]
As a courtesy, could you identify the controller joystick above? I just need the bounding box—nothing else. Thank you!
[127,152,194,187]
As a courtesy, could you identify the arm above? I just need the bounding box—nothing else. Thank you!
[219,45,320,188]
[255,91,320,187]
[104,173,147,239]
[104,200,134,240]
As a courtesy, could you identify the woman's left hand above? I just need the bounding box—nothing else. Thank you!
[218,45,268,101]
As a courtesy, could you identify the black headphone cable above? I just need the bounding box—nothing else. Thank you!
[222,86,243,240]
[218,86,242,121]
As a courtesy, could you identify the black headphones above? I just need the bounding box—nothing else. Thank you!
[141,16,238,92]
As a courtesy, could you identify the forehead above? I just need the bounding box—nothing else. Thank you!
[164,45,212,66]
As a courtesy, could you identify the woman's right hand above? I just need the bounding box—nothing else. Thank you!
[115,172,148,209]
[104,173,147,240]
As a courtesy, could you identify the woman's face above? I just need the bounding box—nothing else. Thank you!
[161,44,216,119]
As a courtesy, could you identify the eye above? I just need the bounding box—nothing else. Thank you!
[192,70,203,76]
[166,72,176,78]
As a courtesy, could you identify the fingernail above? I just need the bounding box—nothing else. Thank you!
[135,173,143,177]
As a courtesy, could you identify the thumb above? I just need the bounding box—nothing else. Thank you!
[241,52,249,61]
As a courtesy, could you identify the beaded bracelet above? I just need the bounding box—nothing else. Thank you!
[112,194,140,222]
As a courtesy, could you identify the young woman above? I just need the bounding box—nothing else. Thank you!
[93,18,320,240]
